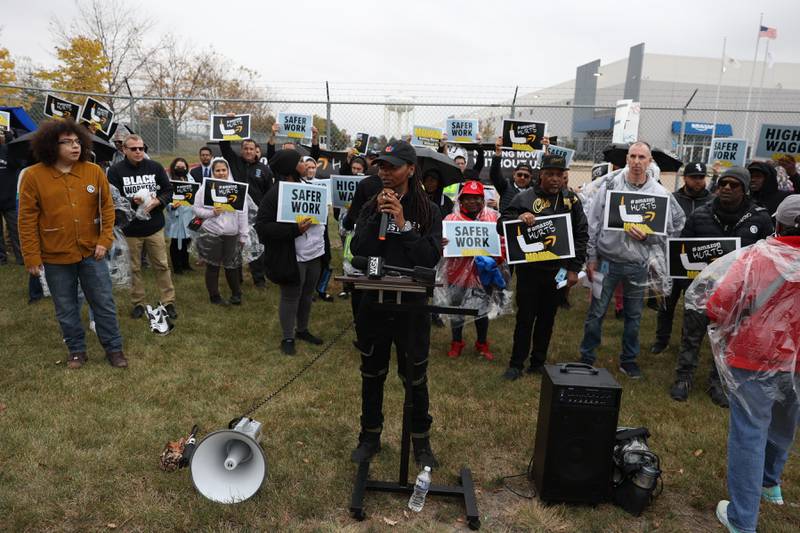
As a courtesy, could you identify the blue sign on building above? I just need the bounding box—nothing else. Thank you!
[671,121,733,137]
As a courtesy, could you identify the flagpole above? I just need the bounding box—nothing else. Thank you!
[754,38,771,149]
[742,12,763,149]
[712,36,726,135]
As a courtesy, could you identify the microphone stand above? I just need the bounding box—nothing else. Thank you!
[336,274,481,530]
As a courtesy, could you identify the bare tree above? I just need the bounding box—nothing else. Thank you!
[51,0,156,107]
[199,62,274,139]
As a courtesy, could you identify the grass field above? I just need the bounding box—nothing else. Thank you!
[0,230,797,533]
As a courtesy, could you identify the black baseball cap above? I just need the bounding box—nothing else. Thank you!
[514,163,533,174]
[372,140,416,167]
[684,161,707,177]
[540,154,568,170]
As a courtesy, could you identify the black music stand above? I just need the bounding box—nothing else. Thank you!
[336,274,481,530]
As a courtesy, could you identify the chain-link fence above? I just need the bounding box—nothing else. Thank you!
[3,82,800,188]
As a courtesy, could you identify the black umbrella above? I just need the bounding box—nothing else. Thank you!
[413,145,463,187]
[8,130,117,164]
[602,143,683,172]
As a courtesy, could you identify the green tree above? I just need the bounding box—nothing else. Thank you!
[313,115,349,150]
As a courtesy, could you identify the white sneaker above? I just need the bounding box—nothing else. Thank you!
[715,500,745,533]
[89,321,96,333]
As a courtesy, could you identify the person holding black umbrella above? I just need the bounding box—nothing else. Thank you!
[0,128,23,265]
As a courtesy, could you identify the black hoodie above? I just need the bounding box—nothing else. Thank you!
[107,157,172,237]
[748,162,791,216]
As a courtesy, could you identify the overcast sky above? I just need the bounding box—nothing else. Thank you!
[2,0,798,92]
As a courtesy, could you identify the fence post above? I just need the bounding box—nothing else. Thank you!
[509,86,519,119]
[156,118,161,153]
[325,81,331,149]
[124,78,136,133]
[677,89,698,162]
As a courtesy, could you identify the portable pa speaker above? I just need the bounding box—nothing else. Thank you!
[531,363,622,504]
[190,418,268,503]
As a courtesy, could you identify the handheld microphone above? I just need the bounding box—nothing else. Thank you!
[351,256,436,285]
[378,213,389,241]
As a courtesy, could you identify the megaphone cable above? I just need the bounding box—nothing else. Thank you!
[236,321,354,421]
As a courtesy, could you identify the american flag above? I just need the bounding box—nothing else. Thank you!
[759,25,777,39]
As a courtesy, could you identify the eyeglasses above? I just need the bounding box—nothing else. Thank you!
[718,180,742,190]
[125,146,145,152]
[58,139,81,146]
[515,172,531,178]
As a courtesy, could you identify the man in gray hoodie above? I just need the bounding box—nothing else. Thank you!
[578,142,685,378]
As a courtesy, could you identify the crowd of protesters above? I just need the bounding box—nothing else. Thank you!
[2,117,798,532]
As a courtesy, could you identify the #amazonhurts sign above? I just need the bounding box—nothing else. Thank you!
[603,190,670,236]
[501,119,547,151]
[276,181,329,224]
[170,181,200,206]
[43,94,81,121]
[667,238,740,279]
[443,221,502,257]
[201,178,249,212]
[81,97,114,135]
[502,214,575,264]
[210,114,251,141]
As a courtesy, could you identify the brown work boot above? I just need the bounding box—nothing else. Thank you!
[106,351,128,368]
[66,352,87,369]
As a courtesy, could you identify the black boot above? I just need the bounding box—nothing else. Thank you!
[351,432,381,464]
[412,437,439,469]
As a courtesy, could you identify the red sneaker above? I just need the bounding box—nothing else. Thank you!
[447,340,465,358]
[475,341,494,361]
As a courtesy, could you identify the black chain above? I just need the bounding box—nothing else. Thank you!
[239,321,353,420]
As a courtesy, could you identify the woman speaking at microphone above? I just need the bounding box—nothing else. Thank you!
[349,140,443,469]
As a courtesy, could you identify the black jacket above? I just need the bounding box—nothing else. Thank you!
[350,193,442,275]
[498,185,589,273]
[749,162,791,216]
[489,155,528,212]
[0,144,19,210]
[266,142,320,161]
[107,158,172,237]
[254,184,303,285]
[189,165,213,182]
[672,186,713,218]
[219,141,273,205]
[342,174,383,231]
[681,197,773,245]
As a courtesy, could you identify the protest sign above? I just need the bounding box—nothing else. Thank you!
[0,110,9,135]
[603,190,670,236]
[94,121,119,142]
[667,237,740,279]
[43,94,81,121]
[330,175,365,209]
[503,215,575,264]
[276,181,329,224]
[353,132,370,155]
[210,114,251,141]
[443,221,501,258]
[313,149,348,178]
[707,138,747,168]
[411,125,443,149]
[308,178,332,204]
[501,119,546,151]
[546,144,575,167]
[201,178,249,212]
[612,99,640,144]
[446,119,479,144]
[80,97,114,135]
[755,124,800,160]
[278,113,313,140]
[170,181,200,206]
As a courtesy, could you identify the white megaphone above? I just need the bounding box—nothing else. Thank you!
[190,417,268,503]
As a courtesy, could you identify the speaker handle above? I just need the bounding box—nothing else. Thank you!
[559,362,599,375]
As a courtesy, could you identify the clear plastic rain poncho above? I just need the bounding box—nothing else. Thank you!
[433,206,513,326]
[108,185,134,287]
[685,237,800,415]
[241,195,264,264]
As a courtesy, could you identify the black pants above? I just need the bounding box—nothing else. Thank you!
[510,268,560,370]
[356,293,432,437]
[0,207,22,264]
[169,238,191,273]
[675,308,721,384]
[205,265,241,298]
[655,280,688,344]
[248,253,267,285]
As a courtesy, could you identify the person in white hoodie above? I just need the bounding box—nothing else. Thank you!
[192,158,249,305]
[578,142,685,379]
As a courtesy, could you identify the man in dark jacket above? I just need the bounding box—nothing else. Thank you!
[490,136,533,212]
[777,154,800,193]
[348,140,443,470]
[107,134,176,319]
[669,166,774,404]
[651,161,713,354]
[0,129,23,265]
[497,154,588,379]
[748,161,791,216]
[219,137,273,287]
[189,146,213,181]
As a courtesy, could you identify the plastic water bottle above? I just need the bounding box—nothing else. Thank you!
[408,466,431,512]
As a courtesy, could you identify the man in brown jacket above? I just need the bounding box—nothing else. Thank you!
[18,120,127,369]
